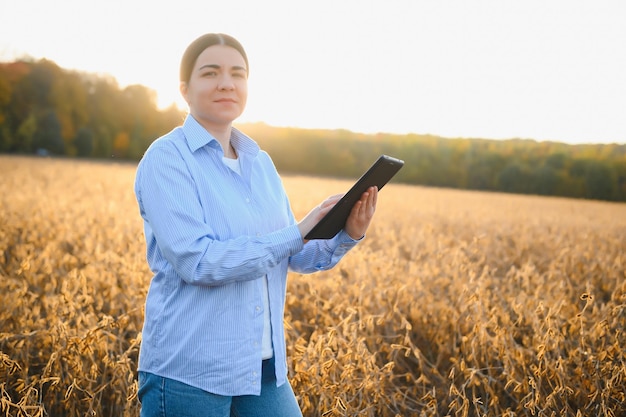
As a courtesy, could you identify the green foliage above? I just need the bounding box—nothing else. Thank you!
[33,109,64,154]
[583,161,616,201]
[240,123,626,202]
[0,59,624,202]
[74,126,94,157]
[0,59,184,159]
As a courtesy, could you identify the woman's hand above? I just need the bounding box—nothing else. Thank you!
[344,186,377,240]
[297,194,344,241]
[297,187,378,242]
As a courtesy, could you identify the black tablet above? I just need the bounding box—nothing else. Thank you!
[304,154,404,240]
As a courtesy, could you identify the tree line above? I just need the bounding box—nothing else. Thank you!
[1,58,625,202]
[0,58,183,159]
[243,124,626,202]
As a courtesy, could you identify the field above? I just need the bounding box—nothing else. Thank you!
[1,155,625,417]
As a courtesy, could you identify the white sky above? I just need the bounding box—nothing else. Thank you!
[1,0,625,145]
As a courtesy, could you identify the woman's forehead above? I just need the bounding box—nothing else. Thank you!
[195,45,247,69]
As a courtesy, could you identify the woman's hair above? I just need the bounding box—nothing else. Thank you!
[180,33,249,83]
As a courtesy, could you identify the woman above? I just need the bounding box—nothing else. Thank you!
[134,33,378,417]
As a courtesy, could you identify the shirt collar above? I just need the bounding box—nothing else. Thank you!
[182,114,215,152]
[182,114,260,157]
[231,126,260,157]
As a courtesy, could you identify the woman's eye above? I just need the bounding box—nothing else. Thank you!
[202,71,217,77]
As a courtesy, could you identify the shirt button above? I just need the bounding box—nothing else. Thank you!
[246,198,250,203]
[255,306,261,312]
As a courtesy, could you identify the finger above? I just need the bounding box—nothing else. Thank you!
[368,192,376,214]
[371,186,378,206]
[355,193,368,214]
[362,187,376,211]
[320,194,344,208]
[357,188,376,218]
[351,200,364,218]
[318,204,334,217]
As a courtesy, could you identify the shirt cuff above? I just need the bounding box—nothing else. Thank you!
[337,229,364,243]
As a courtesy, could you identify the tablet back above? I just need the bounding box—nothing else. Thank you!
[304,155,404,240]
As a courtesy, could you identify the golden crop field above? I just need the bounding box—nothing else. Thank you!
[1,155,625,417]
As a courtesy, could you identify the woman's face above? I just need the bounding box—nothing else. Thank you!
[180,45,248,130]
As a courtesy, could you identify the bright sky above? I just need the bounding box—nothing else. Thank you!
[1,0,625,145]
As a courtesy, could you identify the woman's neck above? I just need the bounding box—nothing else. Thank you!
[214,132,236,159]
[194,116,236,158]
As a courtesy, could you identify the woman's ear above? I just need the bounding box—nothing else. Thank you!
[179,81,189,103]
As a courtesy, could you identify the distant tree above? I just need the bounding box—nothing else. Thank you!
[24,59,57,108]
[498,163,519,192]
[584,161,616,200]
[74,126,94,157]
[84,75,122,157]
[545,152,567,170]
[569,158,589,178]
[87,125,109,157]
[4,62,36,138]
[466,153,502,191]
[112,131,130,158]
[15,113,37,152]
[0,69,10,125]
[534,164,559,195]
[51,69,89,154]
[0,74,11,151]
[0,126,10,152]
[613,160,626,201]
[33,109,64,154]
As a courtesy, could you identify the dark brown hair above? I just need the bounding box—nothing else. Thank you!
[179,33,249,83]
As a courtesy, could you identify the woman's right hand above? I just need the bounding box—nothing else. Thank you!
[297,194,344,242]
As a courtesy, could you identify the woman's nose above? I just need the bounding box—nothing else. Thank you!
[218,75,235,90]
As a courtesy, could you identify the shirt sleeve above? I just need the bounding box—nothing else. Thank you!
[135,143,304,286]
[288,230,361,274]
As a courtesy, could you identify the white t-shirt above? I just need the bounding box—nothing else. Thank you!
[223,156,273,359]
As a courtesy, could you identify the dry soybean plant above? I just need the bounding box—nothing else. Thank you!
[1,155,625,416]
[1,157,146,417]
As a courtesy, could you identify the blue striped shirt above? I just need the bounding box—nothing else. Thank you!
[134,114,360,396]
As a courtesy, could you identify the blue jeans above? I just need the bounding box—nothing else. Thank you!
[138,357,303,417]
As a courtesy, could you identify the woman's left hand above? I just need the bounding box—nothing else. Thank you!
[344,186,378,240]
